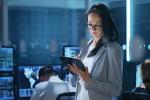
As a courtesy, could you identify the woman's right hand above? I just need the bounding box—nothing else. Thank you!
[75,55,80,59]
[67,64,90,82]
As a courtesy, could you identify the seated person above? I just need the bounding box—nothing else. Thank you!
[30,65,76,100]
[33,65,52,88]
[132,59,150,94]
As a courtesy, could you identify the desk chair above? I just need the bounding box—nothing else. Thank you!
[56,92,75,100]
[121,92,150,100]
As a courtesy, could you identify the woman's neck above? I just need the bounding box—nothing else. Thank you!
[92,37,100,47]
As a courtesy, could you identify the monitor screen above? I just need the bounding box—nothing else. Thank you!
[0,47,13,71]
[0,76,14,99]
[51,64,62,75]
[136,64,142,87]
[63,46,80,58]
[18,65,44,97]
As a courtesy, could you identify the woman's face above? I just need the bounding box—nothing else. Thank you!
[88,13,103,39]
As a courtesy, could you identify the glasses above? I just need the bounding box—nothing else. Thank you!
[87,23,103,30]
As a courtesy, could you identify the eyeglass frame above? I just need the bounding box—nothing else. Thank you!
[87,23,103,30]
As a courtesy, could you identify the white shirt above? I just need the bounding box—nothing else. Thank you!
[82,44,95,73]
[77,44,95,100]
[30,76,76,100]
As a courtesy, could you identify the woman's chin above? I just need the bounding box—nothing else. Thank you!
[91,34,97,37]
[92,35,100,39]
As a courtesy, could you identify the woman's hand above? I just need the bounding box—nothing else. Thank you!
[75,55,80,59]
[67,64,90,82]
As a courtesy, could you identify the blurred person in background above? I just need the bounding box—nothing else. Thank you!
[32,66,53,88]
[30,65,75,100]
[132,59,150,94]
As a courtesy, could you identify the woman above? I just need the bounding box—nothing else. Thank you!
[132,59,150,94]
[68,3,123,100]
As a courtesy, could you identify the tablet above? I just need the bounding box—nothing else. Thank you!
[59,56,86,71]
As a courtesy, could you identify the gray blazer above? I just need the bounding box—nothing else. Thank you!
[76,40,123,100]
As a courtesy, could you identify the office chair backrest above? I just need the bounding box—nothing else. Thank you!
[121,92,150,100]
[56,92,75,100]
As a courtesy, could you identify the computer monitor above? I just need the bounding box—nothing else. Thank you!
[51,64,62,75]
[136,64,142,87]
[18,65,44,97]
[0,76,14,99]
[63,46,80,58]
[0,47,13,71]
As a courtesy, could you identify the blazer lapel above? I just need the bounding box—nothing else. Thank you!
[80,38,93,60]
[90,46,106,74]
[80,45,88,60]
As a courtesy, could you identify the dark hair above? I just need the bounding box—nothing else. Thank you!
[141,59,150,92]
[87,4,119,57]
[38,65,53,78]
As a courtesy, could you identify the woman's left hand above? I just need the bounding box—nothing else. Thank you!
[67,64,91,82]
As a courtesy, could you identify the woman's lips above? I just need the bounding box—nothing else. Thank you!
[93,32,96,34]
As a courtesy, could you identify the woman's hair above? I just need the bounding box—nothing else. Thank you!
[141,59,150,91]
[87,4,119,57]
